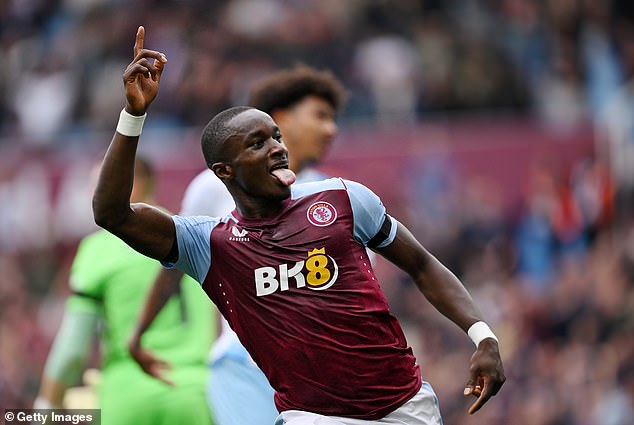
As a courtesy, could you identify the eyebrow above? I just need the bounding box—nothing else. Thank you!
[245,129,267,140]
[245,126,280,140]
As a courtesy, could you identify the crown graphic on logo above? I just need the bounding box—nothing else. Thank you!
[308,247,325,257]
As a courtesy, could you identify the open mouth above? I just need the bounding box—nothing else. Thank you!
[270,163,297,187]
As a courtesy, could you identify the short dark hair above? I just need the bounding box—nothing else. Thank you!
[248,65,346,114]
[201,106,254,166]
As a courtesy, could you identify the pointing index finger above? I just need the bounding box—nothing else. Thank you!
[134,26,145,57]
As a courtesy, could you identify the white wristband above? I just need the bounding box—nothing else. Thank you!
[116,108,147,137]
[467,321,498,347]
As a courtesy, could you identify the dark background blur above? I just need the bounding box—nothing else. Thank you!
[1,1,634,424]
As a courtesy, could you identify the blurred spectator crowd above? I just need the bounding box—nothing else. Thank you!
[1,1,634,425]
[392,152,634,425]
[1,0,634,144]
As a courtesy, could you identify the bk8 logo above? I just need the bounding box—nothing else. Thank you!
[254,248,339,296]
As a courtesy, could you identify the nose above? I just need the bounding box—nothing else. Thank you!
[325,120,338,139]
[270,138,288,158]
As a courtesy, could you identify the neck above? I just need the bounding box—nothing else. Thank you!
[226,182,289,219]
[235,196,287,219]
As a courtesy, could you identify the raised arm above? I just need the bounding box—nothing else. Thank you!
[92,26,175,262]
[375,222,505,414]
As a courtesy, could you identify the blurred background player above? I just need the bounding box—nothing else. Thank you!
[36,156,216,425]
[129,65,346,425]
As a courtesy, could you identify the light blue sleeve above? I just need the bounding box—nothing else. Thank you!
[162,215,220,284]
[344,179,398,248]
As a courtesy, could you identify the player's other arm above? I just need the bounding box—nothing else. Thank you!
[92,26,175,262]
[36,309,99,408]
[129,172,226,381]
[375,222,505,414]
[128,268,183,385]
[377,222,483,333]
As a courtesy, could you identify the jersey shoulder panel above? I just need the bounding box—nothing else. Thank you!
[291,177,346,200]
[290,177,394,246]
[169,215,221,283]
[340,179,396,247]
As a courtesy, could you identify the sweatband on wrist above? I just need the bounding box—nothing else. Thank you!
[467,321,498,347]
[116,108,147,137]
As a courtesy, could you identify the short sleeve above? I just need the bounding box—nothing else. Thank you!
[67,235,105,314]
[163,215,220,283]
[343,179,398,248]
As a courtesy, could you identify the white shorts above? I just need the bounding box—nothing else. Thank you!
[274,382,442,425]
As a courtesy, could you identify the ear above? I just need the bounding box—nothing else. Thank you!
[211,162,233,180]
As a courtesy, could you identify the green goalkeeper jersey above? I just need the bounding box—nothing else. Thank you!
[67,228,215,403]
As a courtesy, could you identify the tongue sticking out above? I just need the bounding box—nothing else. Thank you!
[271,168,297,186]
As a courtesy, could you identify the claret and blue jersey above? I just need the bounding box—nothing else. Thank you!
[168,177,422,420]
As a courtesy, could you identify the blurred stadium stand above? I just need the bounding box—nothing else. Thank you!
[1,1,633,424]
